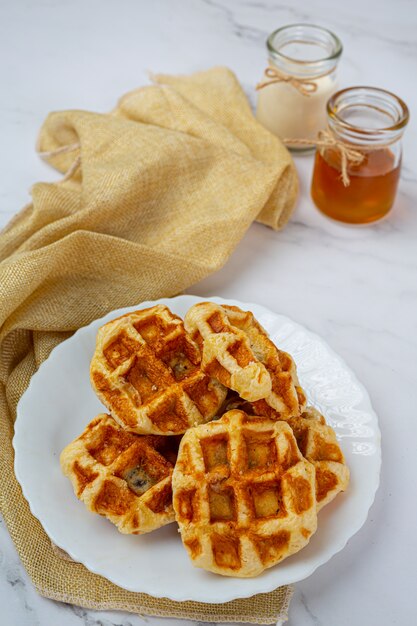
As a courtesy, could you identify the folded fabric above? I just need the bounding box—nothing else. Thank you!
[0,66,297,623]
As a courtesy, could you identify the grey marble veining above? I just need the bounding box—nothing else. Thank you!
[1,0,416,625]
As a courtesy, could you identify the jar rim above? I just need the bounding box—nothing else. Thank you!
[267,24,343,65]
[327,86,410,134]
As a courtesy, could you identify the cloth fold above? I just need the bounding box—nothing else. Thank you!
[0,66,297,623]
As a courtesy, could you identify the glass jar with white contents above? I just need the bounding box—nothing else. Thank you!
[256,24,342,151]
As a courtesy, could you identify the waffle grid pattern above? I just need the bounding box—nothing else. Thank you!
[60,414,177,534]
[90,305,226,435]
[184,302,272,402]
[173,410,317,577]
[185,302,306,419]
[288,408,350,510]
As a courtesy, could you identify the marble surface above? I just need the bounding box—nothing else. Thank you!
[1,1,416,625]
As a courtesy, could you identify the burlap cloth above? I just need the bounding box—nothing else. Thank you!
[0,67,297,624]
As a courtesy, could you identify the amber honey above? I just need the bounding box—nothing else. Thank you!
[311,147,401,224]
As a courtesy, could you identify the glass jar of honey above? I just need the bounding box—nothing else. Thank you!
[311,86,409,224]
[256,24,342,150]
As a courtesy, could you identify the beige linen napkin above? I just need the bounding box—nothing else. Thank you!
[0,67,297,623]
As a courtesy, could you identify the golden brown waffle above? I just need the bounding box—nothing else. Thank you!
[184,301,272,402]
[184,302,306,419]
[172,409,317,577]
[60,414,180,534]
[90,305,227,435]
[288,407,350,511]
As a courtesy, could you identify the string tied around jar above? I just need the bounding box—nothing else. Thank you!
[283,129,366,186]
[256,65,334,96]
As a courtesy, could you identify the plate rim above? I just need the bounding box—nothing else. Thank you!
[13,294,381,602]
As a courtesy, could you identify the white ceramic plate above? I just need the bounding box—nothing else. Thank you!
[14,295,381,603]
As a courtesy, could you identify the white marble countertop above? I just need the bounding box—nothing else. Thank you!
[1,1,416,625]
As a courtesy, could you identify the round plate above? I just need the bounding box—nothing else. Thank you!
[13,295,381,602]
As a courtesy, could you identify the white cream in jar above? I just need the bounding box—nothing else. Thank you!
[256,24,343,151]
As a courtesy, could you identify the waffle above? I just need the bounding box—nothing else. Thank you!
[172,409,317,577]
[184,302,306,419]
[288,407,350,511]
[90,305,227,435]
[184,301,272,402]
[60,414,180,534]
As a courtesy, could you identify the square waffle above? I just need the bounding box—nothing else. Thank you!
[184,302,306,419]
[172,409,317,577]
[90,305,227,435]
[60,414,181,534]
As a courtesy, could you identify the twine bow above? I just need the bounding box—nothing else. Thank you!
[283,129,365,186]
[318,129,365,186]
[256,65,321,96]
